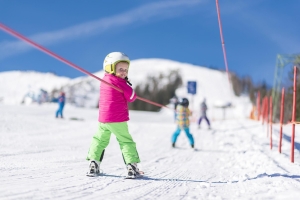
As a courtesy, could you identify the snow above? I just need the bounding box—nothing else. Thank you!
[130,59,252,120]
[130,59,238,110]
[1,58,300,199]
[1,104,300,199]
[0,71,70,105]
[0,58,252,120]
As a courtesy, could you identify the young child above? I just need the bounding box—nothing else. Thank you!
[171,98,195,148]
[86,52,141,178]
[198,98,211,129]
[55,92,65,118]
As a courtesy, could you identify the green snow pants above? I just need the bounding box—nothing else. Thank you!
[86,122,140,164]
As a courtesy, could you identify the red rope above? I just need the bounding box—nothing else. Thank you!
[216,0,231,83]
[0,23,170,110]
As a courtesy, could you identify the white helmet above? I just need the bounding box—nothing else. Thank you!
[103,52,130,74]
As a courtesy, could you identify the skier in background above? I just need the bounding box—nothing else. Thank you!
[55,92,65,118]
[198,98,211,129]
[170,96,179,121]
[171,98,195,149]
[86,52,141,179]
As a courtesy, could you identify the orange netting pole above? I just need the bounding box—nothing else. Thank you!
[279,87,285,153]
[269,96,273,149]
[291,66,297,163]
[257,91,261,120]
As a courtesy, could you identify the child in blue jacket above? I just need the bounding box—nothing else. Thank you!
[171,98,194,148]
[56,92,65,118]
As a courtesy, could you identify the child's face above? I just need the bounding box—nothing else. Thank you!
[115,62,129,79]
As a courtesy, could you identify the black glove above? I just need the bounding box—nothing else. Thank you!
[125,77,132,86]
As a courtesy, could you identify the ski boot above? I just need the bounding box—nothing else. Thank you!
[86,160,101,177]
[126,163,141,179]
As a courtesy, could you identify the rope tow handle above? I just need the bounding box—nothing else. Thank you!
[0,23,170,110]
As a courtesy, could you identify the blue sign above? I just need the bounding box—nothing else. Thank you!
[187,81,197,95]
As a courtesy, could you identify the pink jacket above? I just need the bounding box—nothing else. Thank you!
[98,73,136,123]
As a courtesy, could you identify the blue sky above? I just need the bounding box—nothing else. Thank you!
[0,0,299,86]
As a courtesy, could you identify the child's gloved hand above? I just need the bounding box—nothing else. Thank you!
[125,77,132,86]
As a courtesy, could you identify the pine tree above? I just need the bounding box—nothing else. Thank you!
[129,70,183,111]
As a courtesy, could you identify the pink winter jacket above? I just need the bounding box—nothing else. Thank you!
[98,73,136,123]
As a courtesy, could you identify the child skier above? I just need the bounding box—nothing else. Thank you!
[86,52,141,179]
[171,98,195,148]
[55,92,65,118]
[198,98,211,129]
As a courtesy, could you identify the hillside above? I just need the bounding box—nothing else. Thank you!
[0,59,252,119]
[0,71,70,105]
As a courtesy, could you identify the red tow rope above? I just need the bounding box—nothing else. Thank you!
[0,23,170,109]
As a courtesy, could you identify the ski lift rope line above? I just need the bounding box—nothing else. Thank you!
[0,23,170,110]
[275,122,300,125]
[288,122,300,125]
[216,0,231,84]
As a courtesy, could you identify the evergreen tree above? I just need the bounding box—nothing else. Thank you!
[129,70,183,111]
[285,66,300,122]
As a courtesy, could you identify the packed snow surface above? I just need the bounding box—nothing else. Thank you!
[1,104,300,199]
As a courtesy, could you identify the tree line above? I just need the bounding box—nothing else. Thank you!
[129,70,183,111]
[230,66,300,123]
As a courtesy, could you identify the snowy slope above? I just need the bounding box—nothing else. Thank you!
[1,104,300,200]
[0,58,252,119]
[130,58,234,103]
[58,71,104,108]
[129,59,251,119]
[0,71,70,104]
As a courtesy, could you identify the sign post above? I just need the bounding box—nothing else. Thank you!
[187,81,197,120]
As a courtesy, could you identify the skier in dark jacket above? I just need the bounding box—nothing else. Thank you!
[56,92,65,118]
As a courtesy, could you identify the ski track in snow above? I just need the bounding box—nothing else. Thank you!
[1,104,300,199]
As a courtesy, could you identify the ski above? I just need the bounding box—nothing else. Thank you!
[125,171,145,179]
[86,169,104,177]
[86,172,103,177]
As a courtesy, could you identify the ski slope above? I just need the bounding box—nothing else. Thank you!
[1,104,300,199]
[0,59,252,121]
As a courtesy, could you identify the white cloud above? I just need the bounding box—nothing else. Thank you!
[0,0,204,59]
